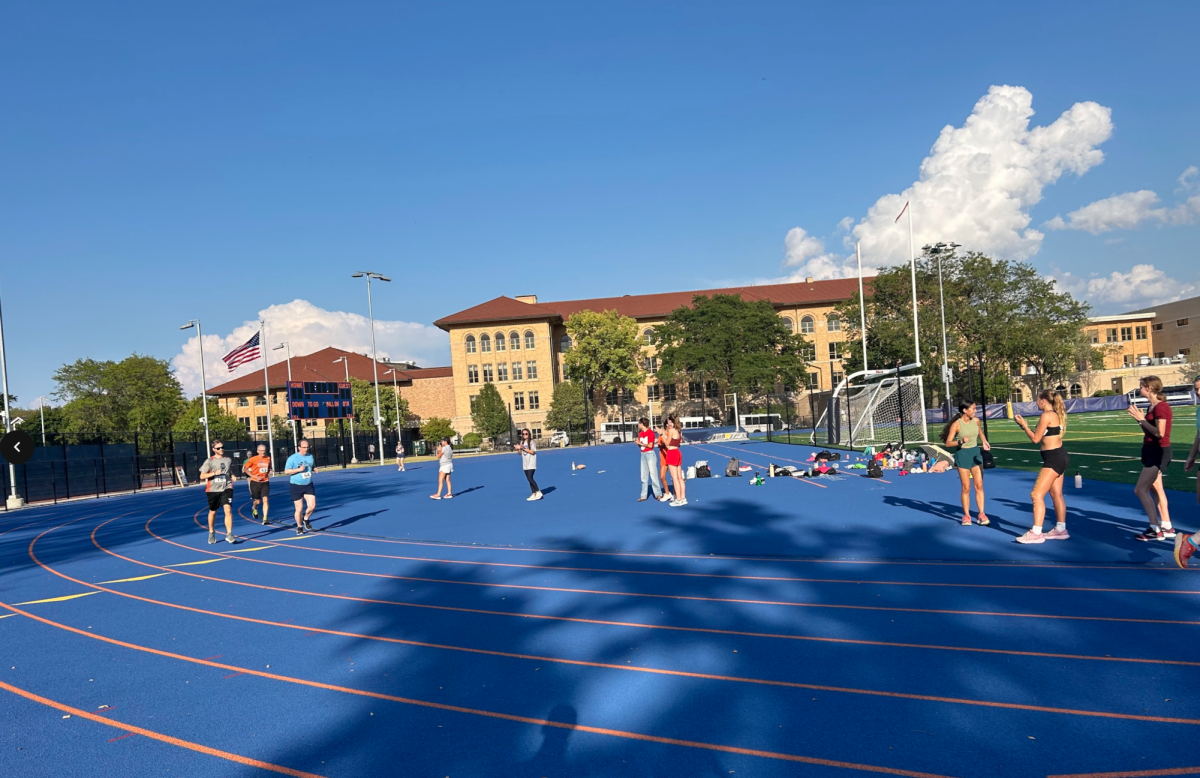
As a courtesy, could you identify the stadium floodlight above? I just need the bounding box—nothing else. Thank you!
[178,319,210,455]
[352,271,390,467]
[333,356,358,463]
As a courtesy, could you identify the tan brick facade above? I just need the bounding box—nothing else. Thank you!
[1085,314,1156,369]
[448,319,558,437]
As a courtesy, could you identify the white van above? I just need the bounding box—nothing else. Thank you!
[739,413,785,432]
[599,421,640,444]
[678,416,717,429]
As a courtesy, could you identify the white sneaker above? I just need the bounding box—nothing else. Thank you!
[526,493,538,501]
[534,491,543,500]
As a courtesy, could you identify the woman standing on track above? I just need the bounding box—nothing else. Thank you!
[1128,375,1176,541]
[943,402,991,526]
[514,429,543,501]
[431,438,454,500]
[656,419,675,503]
[664,415,686,507]
[1013,389,1070,543]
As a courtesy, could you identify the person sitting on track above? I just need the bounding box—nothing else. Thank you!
[1014,389,1070,544]
[242,442,272,525]
[943,402,991,526]
[1128,375,1176,542]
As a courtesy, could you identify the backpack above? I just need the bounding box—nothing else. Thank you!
[725,458,740,477]
[867,460,884,478]
[696,464,712,478]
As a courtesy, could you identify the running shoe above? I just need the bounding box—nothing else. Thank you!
[1163,526,1177,540]
[1134,527,1165,542]
[252,505,259,519]
[1015,530,1045,544]
[978,515,991,526]
[208,531,217,545]
[1174,533,1196,569]
[225,534,236,544]
[1043,527,1070,540]
[303,518,312,532]
[960,516,972,526]
[295,526,305,536]
[526,493,539,501]
[534,491,543,500]
[261,515,269,525]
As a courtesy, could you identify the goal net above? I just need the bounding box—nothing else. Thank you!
[811,370,928,448]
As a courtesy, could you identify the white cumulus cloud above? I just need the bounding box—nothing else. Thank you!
[779,85,1114,281]
[171,299,449,397]
[1050,264,1197,309]
[1045,169,1200,233]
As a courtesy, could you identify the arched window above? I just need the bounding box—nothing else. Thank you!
[509,331,520,351]
[524,330,535,350]
[494,332,506,351]
[827,315,841,332]
[465,335,476,354]
[800,316,815,334]
[643,328,655,345]
[1069,383,1083,399]
[781,318,793,332]
[480,333,491,353]
[237,397,249,407]
[560,335,572,353]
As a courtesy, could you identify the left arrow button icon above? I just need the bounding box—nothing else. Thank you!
[1,431,34,465]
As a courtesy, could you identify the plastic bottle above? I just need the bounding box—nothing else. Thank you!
[1074,472,1082,489]
[571,461,576,471]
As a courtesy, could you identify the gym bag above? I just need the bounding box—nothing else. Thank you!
[725,458,740,477]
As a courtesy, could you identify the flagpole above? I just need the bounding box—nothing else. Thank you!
[908,203,921,368]
[260,321,276,473]
[856,241,868,374]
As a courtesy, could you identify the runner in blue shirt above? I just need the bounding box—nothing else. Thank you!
[284,439,317,535]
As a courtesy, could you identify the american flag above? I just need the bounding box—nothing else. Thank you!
[222,332,262,371]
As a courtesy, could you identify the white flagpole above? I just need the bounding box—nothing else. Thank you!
[907,203,921,367]
[856,241,868,374]
[260,321,276,473]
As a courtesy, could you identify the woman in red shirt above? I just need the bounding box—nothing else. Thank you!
[1127,375,1176,541]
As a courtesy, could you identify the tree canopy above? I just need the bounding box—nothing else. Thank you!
[327,377,409,432]
[173,397,246,440]
[420,417,457,445]
[653,294,808,400]
[563,310,645,396]
[470,383,511,441]
[51,354,185,434]
[544,380,587,433]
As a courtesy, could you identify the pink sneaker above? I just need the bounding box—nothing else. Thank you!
[961,516,972,526]
[1016,530,1045,544]
[1043,527,1069,540]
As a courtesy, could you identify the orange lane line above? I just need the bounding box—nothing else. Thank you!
[82,517,1200,671]
[0,677,327,778]
[0,600,954,778]
[1049,766,1200,778]
[229,505,1200,596]
[150,513,1200,627]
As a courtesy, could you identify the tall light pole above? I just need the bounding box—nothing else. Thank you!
[39,398,45,446]
[179,319,210,456]
[352,271,390,467]
[383,367,401,427]
[273,342,298,448]
[333,356,358,463]
[0,288,23,508]
[931,241,960,417]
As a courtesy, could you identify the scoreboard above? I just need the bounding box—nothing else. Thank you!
[287,381,354,421]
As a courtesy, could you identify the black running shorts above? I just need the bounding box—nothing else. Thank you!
[206,489,233,512]
[290,483,316,502]
[1141,444,1171,471]
[1040,447,1070,476]
[249,480,270,501]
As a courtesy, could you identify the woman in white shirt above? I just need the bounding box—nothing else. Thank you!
[514,429,543,501]
[431,438,453,499]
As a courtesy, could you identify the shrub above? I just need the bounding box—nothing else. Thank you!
[461,432,482,448]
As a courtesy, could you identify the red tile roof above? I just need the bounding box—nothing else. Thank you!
[434,278,870,330]
[207,347,446,395]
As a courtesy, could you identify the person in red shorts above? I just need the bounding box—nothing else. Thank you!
[242,443,272,525]
[664,415,686,507]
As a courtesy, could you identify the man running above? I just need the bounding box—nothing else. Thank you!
[199,440,237,544]
[242,442,272,525]
[284,439,317,535]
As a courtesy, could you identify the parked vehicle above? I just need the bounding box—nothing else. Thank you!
[678,416,717,429]
[739,413,786,432]
[1128,383,1196,408]
[600,421,640,444]
[549,430,570,447]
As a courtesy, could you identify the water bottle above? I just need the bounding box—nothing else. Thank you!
[1074,472,1082,489]
[571,461,576,471]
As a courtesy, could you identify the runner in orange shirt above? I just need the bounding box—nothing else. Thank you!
[242,442,273,525]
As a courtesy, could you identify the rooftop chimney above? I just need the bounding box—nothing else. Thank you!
[805,277,813,284]
[515,295,538,304]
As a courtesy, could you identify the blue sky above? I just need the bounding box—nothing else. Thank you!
[2,1,1197,402]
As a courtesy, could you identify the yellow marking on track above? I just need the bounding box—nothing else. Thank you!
[166,558,229,568]
[15,592,101,605]
[0,614,16,620]
[273,534,317,542]
[99,573,173,584]
[225,546,274,554]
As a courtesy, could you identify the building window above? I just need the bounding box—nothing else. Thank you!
[237,397,249,407]
[1154,322,1164,331]
[480,333,491,353]
[1136,325,1148,340]
[647,384,661,401]
[800,316,815,334]
[827,316,841,332]
[467,365,479,384]
[1070,383,1083,399]
[304,419,318,427]
[509,332,520,351]
[513,392,525,411]
[526,361,538,380]
[494,332,506,352]
[662,384,677,401]
[645,356,658,374]
[560,335,572,352]
[828,342,842,360]
[469,395,478,411]
[801,343,816,361]
[643,328,655,345]
[524,331,535,350]
[1120,326,1132,341]
[241,417,251,431]
[807,372,820,390]
[1182,348,1192,356]
[1088,329,1098,344]
[706,381,719,399]
[256,415,269,432]
[832,371,844,386]
[1010,389,1024,403]
[1106,328,1118,343]
[688,382,702,400]
[497,363,508,382]
[605,388,619,405]
[1155,351,1166,359]
[530,427,542,439]
[255,396,266,406]
[781,317,793,332]
[528,391,539,410]
[512,362,523,381]
[1123,354,1134,367]
[483,364,494,383]
[1178,319,1190,327]
[465,335,477,354]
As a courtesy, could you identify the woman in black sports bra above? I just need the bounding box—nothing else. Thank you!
[1013,389,1069,544]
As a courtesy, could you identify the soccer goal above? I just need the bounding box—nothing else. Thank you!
[810,367,928,448]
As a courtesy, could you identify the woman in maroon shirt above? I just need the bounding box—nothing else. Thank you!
[1127,375,1177,541]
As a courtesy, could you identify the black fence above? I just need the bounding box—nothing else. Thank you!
[0,426,415,510]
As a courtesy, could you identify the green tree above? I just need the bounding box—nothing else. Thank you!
[471,383,511,442]
[654,294,808,401]
[461,432,482,448]
[336,377,409,431]
[52,354,185,433]
[545,380,587,433]
[173,397,246,440]
[564,309,645,405]
[420,417,457,446]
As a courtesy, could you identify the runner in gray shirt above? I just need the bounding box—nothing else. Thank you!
[199,440,238,544]
[431,438,454,499]
[515,429,542,501]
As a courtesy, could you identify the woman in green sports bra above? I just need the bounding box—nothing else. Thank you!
[943,402,991,526]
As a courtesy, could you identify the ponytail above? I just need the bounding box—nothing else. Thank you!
[1141,375,1166,402]
[1038,389,1067,434]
